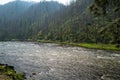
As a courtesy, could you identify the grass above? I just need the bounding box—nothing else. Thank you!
[37,40,120,51]
[0,64,24,80]
[78,43,120,51]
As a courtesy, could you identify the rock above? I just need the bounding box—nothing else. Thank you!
[32,72,36,75]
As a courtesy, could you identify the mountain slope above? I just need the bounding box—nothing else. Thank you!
[30,0,94,42]
[21,1,64,23]
[0,1,34,19]
[0,1,64,40]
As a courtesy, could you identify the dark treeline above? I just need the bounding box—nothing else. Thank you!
[0,0,120,47]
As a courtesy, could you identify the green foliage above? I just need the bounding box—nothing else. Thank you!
[100,18,120,46]
[0,0,119,49]
[79,43,120,50]
[33,0,119,47]
[89,0,120,16]
[0,64,24,80]
[89,0,120,47]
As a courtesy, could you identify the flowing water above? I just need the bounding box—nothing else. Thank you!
[0,42,120,80]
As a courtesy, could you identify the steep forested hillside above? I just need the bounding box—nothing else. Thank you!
[0,0,34,40]
[0,0,119,47]
[31,0,119,47]
[0,1,63,40]
[30,0,95,42]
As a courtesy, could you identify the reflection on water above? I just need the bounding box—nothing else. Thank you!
[0,42,120,80]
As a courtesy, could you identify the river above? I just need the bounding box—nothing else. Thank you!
[0,42,120,80]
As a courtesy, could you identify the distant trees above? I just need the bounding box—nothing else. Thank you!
[0,1,63,41]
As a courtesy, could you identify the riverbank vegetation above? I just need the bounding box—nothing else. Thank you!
[38,40,120,51]
[0,64,24,80]
[0,0,119,50]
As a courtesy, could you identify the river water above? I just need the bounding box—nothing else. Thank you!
[0,42,120,80]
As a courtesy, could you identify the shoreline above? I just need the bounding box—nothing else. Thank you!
[37,40,120,51]
[0,40,120,51]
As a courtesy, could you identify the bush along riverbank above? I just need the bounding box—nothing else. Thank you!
[37,40,120,51]
[0,64,24,80]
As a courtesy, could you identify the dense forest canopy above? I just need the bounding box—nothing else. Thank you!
[90,0,120,47]
[0,0,119,47]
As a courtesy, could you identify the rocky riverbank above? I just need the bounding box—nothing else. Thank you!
[0,64,24,80]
